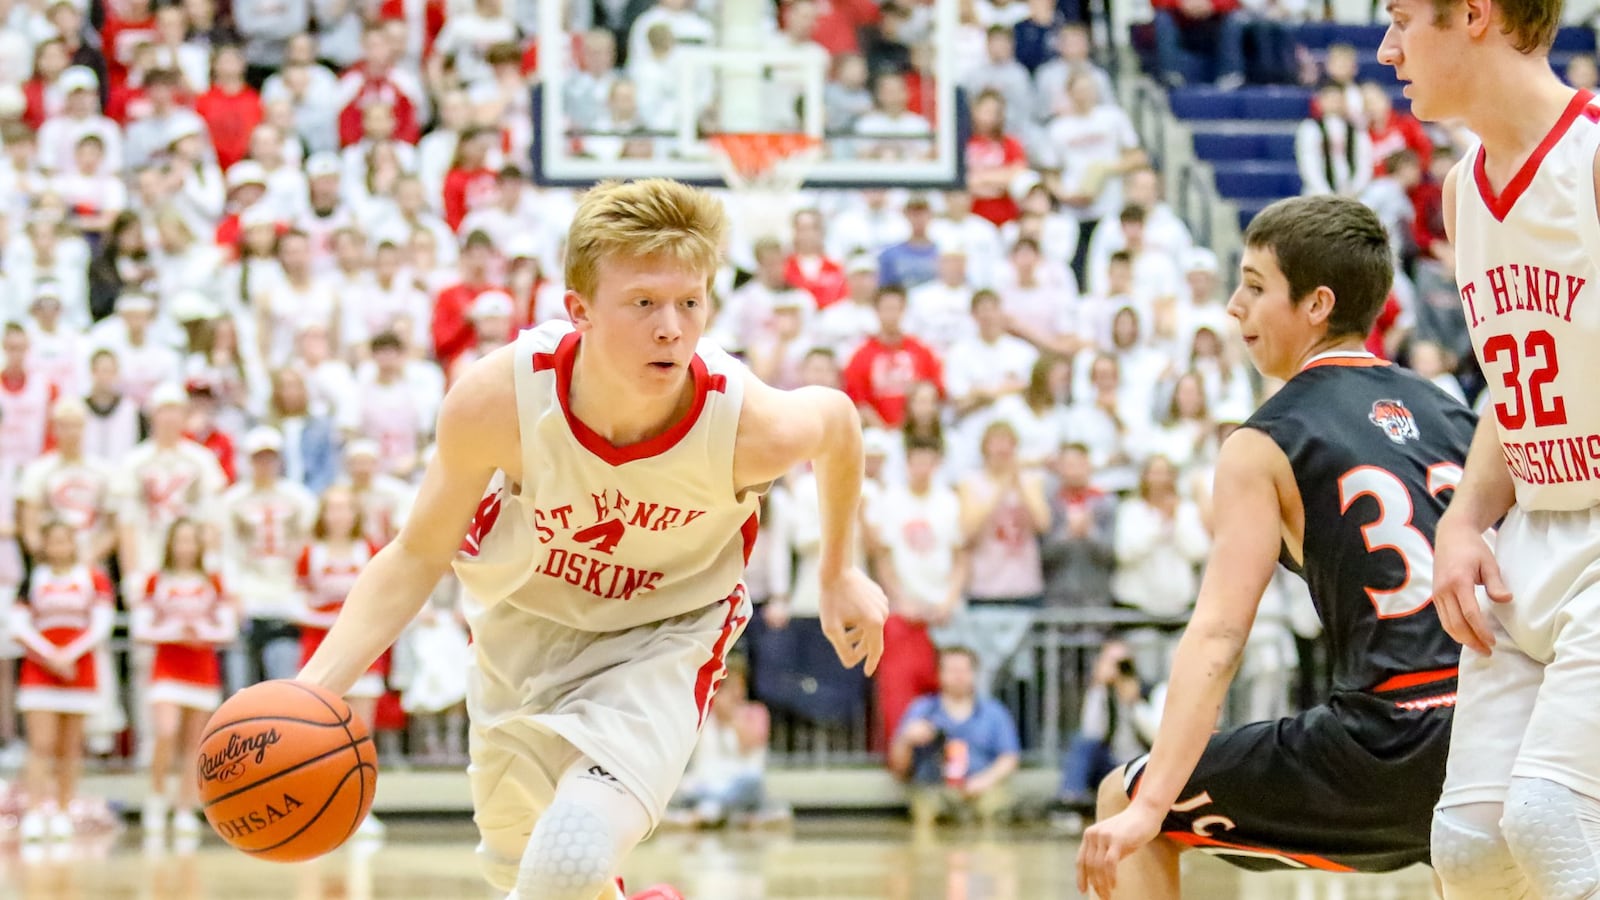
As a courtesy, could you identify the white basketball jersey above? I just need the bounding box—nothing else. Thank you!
[1454,89,1600,511]
[453,322,760,632]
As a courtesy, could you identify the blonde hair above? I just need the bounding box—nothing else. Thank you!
[564,179,726,299]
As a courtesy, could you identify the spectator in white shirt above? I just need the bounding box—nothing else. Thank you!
[1295,80,1373,198]
[854,72,934,160]
[945,289,1038,427]
[1044,72,1145,281]
[37,67,122,176]
[907,238,979,354]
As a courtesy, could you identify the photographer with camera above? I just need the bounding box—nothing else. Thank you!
[887,645,1021,833]
[1053,640,1161,834]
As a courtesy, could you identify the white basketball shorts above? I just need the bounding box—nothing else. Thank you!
[1439,505,1600,808]
[466,585,750,880]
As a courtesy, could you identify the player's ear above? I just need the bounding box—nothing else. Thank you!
[564,289,592,331]
[1305,285,1337,327]
[1462,0,1492,37]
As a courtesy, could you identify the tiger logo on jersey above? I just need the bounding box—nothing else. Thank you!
[1369,399,1420,445]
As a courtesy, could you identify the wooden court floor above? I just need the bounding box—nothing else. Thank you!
[0,818,1440,900]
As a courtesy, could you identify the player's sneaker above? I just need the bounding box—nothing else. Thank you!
[142,796,168,834]
[47,811,73,840]
[171,808,201,838]
[19,810,45,842]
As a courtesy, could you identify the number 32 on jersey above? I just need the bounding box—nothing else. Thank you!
[1337,463,1464,618]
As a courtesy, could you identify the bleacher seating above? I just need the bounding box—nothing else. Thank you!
[1161,23,1598,231]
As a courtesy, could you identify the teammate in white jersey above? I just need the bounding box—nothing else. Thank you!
[1380,2,1600,896]
[299,178,888,900]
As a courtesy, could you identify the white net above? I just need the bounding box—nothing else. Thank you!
[709,133,821,249]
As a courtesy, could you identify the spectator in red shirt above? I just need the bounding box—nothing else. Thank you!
[785,209,848,309]
[1151,0,1245,90]
[184,381,238,483]
[194,45,262,170]
[965,89,1029,226]
[431,230,504,368]
[336,23,424,148]
[441,127,499,232]
[23,39,72,131]
[99,0,158,93]
[1362,81,1432,176]
[843,285,944,428]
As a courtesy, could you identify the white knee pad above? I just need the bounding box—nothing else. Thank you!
[1432,803,1531,900]
[1502,777,1600,900]
[516,799,620,900]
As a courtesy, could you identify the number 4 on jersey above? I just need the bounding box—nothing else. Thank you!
[1337,463,1464,618]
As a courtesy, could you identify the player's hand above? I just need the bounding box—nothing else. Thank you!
[1077,802,1165,899]
[818,567,888,675]
[1431,517,1512,655]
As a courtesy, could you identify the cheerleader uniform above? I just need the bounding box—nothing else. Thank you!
[133,572,238,711]
[296,541,386,698]
[10,566,114,715]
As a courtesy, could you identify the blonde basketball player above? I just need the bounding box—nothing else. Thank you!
[1380,1,1600,896]
[299,178,888,900]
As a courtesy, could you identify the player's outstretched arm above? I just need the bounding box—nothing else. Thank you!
[1077,428,1286,898]
[298,351,509,696]
[734,376,888,675]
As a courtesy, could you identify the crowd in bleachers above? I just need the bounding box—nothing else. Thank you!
[0,0,1539,839]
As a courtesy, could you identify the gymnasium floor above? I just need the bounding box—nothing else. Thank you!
[0,818,1440,900]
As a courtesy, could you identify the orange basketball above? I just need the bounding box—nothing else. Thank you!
[196,680,378,862]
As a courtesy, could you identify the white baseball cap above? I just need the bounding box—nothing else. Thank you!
[470,290,514,320]
[304,152,341,179]
[226,160,267,191]
[344,439,381,460]
[147,382,189,410]
[58,66,98,95]
[243,425,284,456]
[116,292,157,313]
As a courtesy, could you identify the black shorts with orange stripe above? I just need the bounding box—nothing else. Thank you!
[1123,672,1456,874]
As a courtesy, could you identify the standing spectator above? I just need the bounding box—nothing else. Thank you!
[1012,0,1064,74]
[231,0,309,85]
[1362,81,1431,176]
[440,127,498,233]
[1151,0,1246,90]
[965,90,1029,227]
[193,45,263,171]
[115,384,228,582]
[254,230,337,366]
[1237,0,1302,84]
[888,645,1022,830]
[842,285,944,428]
[335,23,425,149]
[965,26,1036,142]
[1111,455,1210,666]
[341,331,438,479]
[1295,79,1373,198]
[262,368,341,492]
[430,229,502,368]
[869,435,967,752]
[1041,442,1118,608]
[219,425,317,690]
[878,195,941,289]
[1045,72,1146,284]
[824,53,876,136]
[37,66,122,175]
[81,350,143,466]
[0,323,57,475]
[1033,22,1114,122]
[18,398,117,567]
[784,209,848,310]
[957,420,1049,687]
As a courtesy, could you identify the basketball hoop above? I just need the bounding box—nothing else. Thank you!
[708,132,821,194]
[708,132,822,250]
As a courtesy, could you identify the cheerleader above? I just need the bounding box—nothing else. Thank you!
[7,520,114,841]
[132,518,238,837]
[295,486,385,837]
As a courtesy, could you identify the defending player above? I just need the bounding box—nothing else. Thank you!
[298,178,888,900]
[1076,195,1473,898]
[1379,2,1600,895]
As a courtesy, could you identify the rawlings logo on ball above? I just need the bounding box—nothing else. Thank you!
[201,728,282,784]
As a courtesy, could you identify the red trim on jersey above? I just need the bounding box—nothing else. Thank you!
[460,489,503,556]
[544,331,727,466]
[692,589,748,728]
[1473,89,1594,223]
[1370,666,1458,693]
[1162,831,1357,873]
[740,512,759,565]
[1300,356,1390,370]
